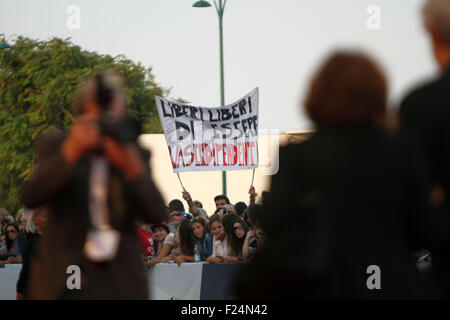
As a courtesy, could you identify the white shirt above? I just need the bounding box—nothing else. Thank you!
[212,235,231,258]
[89,156,110,229]
[84,156,120,262]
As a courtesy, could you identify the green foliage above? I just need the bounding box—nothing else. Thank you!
[0,36,168,214]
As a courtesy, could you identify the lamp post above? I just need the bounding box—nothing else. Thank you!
[0,34,12,49]
[193,0,228,196]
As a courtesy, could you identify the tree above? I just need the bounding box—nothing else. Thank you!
[0,36,168,215]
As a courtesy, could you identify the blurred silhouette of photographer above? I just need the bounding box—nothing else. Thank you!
[21,71,167,299]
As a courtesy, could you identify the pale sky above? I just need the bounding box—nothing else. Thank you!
[0,0,438,131]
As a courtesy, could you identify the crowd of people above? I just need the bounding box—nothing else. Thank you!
[2,0,450,300]
[0,208,25,264]
[1,187,265,271]
[137,187,265,267]
[0,188,265,299]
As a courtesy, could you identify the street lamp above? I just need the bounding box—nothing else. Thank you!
[0,33,11,49]
[193,0,228,196]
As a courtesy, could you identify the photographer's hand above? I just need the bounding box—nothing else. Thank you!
[62,115,101,165]
[103,137,146,181]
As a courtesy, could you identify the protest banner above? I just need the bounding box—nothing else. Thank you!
[155,88,259,173]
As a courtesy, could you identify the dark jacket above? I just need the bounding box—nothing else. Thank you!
[234,128,442,299]
[20,132,167,299]
[16,232,41,297]
[399,66,450,297]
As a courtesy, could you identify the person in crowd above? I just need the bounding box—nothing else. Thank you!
[245,204,263,231]
[234,202,248,219]
[0,234,7,255]
[399,0,450,298]
[229,218,250,261]
[146,224,174,266]
[0,223,22,264]
[20,71,167,299]
[214,195,230,216]
[172,219,196,265]
[167,199,191,233]
[137,221,156,260]
[207,214,232,263]
[225,204,238,217]
[16,209,25,232]
[17,207,48,300]
[181,191,209,221]
[253,222,265,250]
[220,214,241,262]
[191,216,213,261]
[243,204,264,252]
[193,201,203,210]
[1,214,14,236]
[1,218,8,236]
[17,209,33,233]
[0,208,9,221]
[234,51,444,299]
[241,220,265,260]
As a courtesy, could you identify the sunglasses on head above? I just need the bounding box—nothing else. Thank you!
[190,216,201,223]
[171,212,189,217]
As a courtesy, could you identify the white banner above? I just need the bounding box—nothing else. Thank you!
[155,88,259,173]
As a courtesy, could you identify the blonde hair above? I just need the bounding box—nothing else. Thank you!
[24,209,37,233]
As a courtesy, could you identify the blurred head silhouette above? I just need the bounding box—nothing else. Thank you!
[423,0,450,70]
[304,51,387,129]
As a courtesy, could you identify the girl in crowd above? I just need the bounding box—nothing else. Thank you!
[221,214,242,262]
[146,224,173,266]
[229,218,250,260]
[169,219,195,265]
[0,223,22,264]
[242,221,264,259]
[191,216,213,261]
[207,214,232,263]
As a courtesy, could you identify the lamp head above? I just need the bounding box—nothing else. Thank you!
[193,1,212,8]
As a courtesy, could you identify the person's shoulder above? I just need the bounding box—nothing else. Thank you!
[167,232,175,238]
[400,76,448,113]
[164,232,175,242]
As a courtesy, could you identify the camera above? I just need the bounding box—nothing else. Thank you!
[98,112,140,143]
[215,207,228,215]
[94,72,140,143]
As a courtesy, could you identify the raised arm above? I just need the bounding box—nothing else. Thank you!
[182,191,201,217]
